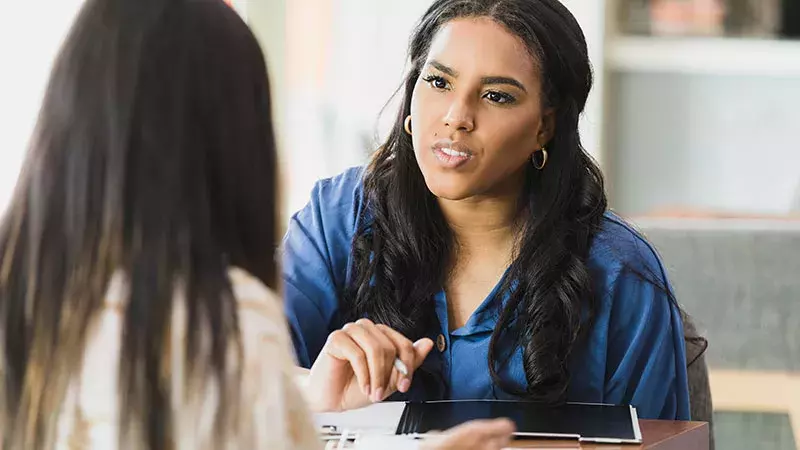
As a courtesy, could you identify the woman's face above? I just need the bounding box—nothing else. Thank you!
[410,17,553,201]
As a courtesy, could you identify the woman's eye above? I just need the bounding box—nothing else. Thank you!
[423,75,449,90]
[484,91,516,105]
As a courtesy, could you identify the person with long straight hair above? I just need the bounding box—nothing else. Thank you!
[0,0,517,448]
[0,0,300,447]
[284,0,692,421]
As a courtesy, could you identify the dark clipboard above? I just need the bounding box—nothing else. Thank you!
[395,400,643,444]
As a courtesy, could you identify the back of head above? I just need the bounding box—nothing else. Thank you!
[0,0,277,448]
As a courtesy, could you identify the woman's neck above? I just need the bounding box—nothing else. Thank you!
[438,192,520,258]
[438,193,520,330]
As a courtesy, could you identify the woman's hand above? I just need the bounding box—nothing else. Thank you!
[305,318,434,412]
[422,419,516,450]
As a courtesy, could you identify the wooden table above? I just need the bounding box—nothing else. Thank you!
[509,420,709,449]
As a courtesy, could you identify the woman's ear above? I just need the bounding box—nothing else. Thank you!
[538,108,556,146]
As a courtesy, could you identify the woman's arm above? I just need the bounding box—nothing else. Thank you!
[604,268,692,420]
[281,169,365,367]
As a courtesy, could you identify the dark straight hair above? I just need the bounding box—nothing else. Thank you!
[0,0,279,448]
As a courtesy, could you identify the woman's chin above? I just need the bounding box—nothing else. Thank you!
[424,180,474,202]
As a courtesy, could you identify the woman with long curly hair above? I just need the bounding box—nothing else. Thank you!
[284,0,691,421]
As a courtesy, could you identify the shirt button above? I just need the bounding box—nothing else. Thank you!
[436,334,447,352]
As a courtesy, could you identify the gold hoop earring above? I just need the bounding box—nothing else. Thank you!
[532,147,548,170]
[404,115,412,135]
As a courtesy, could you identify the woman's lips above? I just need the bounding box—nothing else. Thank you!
[431,139,473,169]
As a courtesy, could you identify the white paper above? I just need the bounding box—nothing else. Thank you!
[353,435,421,450]
[314,401,406,435]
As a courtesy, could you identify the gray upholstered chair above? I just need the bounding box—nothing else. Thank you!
[683,311,714,450]
[638,218,800,450]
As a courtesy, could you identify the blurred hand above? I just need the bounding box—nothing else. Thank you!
[305,318,434,412]
[422,418,516,450]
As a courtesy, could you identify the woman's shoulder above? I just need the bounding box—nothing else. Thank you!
[589,211,668,279]
[314,165,366,195]
[287,165,368,243]
[586,215,682,357]
[229,267,278,301]
[585,212,675,308]
[304,166,366,215]
[228,268,292,344]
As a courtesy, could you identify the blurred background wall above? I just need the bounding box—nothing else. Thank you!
[0,0,84,215]
[7,1,797,219]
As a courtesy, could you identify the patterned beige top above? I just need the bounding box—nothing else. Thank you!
[55,268,322,450]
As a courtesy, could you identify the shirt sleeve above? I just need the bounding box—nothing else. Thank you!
[281,169,363,368]
[603,268,692,420]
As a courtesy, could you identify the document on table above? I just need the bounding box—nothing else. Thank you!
[315,402,418,449]
[314,401,406,436]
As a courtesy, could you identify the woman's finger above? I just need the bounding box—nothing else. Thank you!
[466,418,515,447]
[412,338,435,366]
[432,418,516,450]
[324,329,371,396]
[375,324,418,393]
[355,319,399,399]
[343,320,394,402]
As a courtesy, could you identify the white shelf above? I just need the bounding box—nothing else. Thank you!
[607,36,800,77]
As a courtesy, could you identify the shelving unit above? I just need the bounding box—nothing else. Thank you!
[596,0,800,217]
[607,36,800,77]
